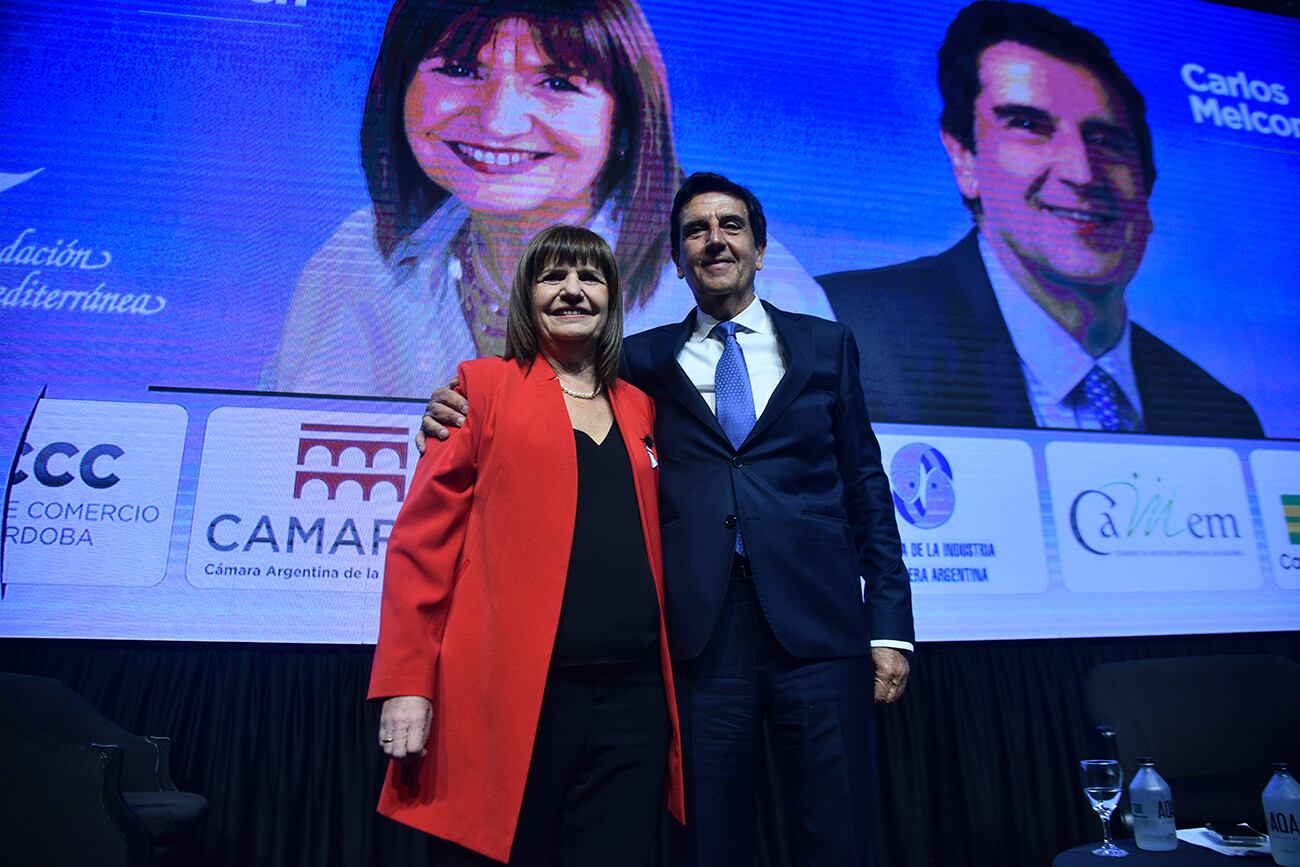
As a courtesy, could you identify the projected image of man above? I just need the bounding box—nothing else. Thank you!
[820,0,1263,438]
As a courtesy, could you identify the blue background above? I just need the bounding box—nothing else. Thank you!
[1,0,1298,641]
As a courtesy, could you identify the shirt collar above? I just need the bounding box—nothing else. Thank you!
[690,295,770,342]
[978,232,1141,409]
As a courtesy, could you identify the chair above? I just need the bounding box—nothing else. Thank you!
[0,672,208,867]
[1085,654,1300,830]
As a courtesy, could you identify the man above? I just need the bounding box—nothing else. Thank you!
[423,173,914,865]
[820,0,1263,438]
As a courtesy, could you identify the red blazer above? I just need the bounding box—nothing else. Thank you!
[368,356,684,862]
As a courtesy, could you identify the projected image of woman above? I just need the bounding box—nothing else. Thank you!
[259,0,831,397]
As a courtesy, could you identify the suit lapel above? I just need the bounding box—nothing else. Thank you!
[1128,324,1173,432]
[744,301,812,447]
[651,310,729,442]
[946,233,1038,429]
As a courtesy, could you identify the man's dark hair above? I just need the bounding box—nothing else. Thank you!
[938,0,1156,194]
[669,172,767,261]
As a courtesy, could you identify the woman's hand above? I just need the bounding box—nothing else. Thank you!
[378,696,433,759]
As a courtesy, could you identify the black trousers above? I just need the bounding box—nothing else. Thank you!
[433,657,669,867]
[674,573,879,867]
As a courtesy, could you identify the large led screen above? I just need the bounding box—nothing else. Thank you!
[2,0,1299,642]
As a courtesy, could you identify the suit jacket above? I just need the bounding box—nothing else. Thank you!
[368,356,684,862]
[819,230,1264,438]
[622,301,914,662]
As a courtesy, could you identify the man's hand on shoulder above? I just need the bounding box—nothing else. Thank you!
[415,380,467,455]
[872,646,910,704]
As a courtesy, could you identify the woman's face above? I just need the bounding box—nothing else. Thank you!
[404,18,616,221]
[530,260,611,354]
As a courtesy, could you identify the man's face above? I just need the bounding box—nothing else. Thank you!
[673,191,765,314]
[944,41,1152,295]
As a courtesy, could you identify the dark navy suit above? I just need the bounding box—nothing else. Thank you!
[819,230,1264,438]
[622,300,913,865]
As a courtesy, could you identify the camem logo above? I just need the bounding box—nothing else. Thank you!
[1069,473,1242,556]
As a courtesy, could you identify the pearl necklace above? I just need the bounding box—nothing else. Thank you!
[558,380,603,400]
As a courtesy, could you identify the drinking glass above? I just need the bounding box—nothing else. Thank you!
[1080,759,1127,857]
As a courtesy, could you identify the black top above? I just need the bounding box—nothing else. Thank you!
[550,417,661,667]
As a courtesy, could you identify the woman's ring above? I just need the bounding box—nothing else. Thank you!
[382,737,395,743]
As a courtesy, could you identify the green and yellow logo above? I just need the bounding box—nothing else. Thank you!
[1284,495,1300,544]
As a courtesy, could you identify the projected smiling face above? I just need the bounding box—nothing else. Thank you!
[945,41,1152,297]
[403,18,615,222]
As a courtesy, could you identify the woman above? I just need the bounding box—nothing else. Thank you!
[368,225,684,865]
[260,0,831,398]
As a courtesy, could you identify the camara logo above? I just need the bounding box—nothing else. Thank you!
[294,424,408,502]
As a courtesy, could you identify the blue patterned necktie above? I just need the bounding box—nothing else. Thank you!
[1077,365,1143,432]
[711,320,756,555]
[711,321,757,448]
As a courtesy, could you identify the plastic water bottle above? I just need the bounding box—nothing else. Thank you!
[1264,763,1300,867]
[1129,757,1177,851]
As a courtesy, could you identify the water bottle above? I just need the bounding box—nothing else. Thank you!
[1264,763,1300,867]
[1129,757,1177,851]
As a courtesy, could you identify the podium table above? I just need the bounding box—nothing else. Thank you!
[1053,839,1270,866]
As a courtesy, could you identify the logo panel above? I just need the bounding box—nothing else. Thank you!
[4,399,187,586]
[187,408,417,591]
[1046,442,1259,592]
[881,435,1047,594]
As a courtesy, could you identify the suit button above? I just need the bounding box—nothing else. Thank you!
[731,457,743,469]
[724,515,737,529]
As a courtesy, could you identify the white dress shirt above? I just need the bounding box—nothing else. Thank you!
[675,296,786,417]
[675,297,913,654]
[980,234,1144,430]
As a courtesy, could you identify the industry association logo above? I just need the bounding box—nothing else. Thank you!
[890,443,955,529]
[1284,495,1300,544]
[293,423,408,502]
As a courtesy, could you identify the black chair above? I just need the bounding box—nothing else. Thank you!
[0,672,208,867]
[1085,654,1300,830]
